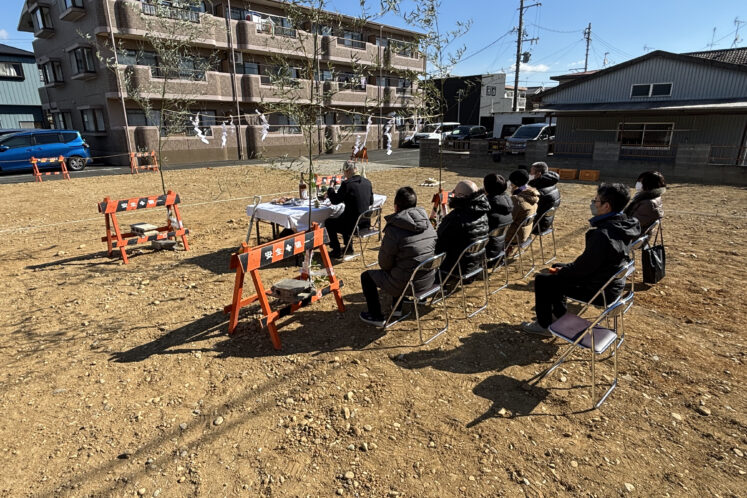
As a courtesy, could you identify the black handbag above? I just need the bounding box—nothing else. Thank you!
[642,223,665,284]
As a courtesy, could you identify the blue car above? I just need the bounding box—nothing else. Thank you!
[0,129,91,173]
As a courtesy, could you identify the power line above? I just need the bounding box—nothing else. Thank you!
[460,30,514,63]
[529,23,583,34]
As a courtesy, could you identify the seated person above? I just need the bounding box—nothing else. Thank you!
[359,187,437,326]
[624,171,665,233]
[326,160,374,258]
[435,180,490,279]
[483,173,513,260]
[504,169,540,249]
[522,183,641,335]
[528,161,561,233]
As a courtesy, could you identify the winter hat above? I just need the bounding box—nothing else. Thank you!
[483,173,507,195]
[509,169,530,187]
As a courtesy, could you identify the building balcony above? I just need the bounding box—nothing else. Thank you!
[119,65,234,102]
[385,45,424,72]
[238,74,313,104]
[59,5,86,22]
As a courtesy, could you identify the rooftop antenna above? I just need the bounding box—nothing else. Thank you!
[643,44,653,53]
[603,51,610,67]
[706,27,717,49]
[733,17,745,48]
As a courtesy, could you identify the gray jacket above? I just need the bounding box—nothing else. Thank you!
[370,206,437,297]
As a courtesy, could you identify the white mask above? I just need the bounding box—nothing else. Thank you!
[635,181,643,192]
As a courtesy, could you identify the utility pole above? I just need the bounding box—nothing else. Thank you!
[513,0,540,112]
[225,0,244,159]
[583,22,591,72]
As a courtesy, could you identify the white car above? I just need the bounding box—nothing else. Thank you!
[410,122,460,146]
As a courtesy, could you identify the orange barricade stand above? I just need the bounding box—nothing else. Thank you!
[429,188,453,225]
[224,223,345,350]
[30,156,70,182]
[98,190,190,264]
[130,151,159,174]
[314,174,343,187]
[351,146,368,164]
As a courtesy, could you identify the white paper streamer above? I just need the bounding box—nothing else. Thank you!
[229,115,236,134]
[191,114,209,144]
[352,135,361,155]
[255,110,270,142]
[405,114,420,141]
[221,121,228,148]
[384,117,395,155]
[362,115,372,147]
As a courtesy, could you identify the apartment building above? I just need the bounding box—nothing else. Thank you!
[18,0,424,163]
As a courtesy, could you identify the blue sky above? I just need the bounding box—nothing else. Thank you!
[2,0,745,87]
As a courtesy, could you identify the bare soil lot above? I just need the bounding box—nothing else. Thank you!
[0,164,745,497]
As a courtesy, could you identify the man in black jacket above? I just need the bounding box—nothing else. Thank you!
[435,180,490,278]
[326,160,374,258]
[522,183,640,335]
[483,173,513,260]
[359,187,437,326]
[529,161,561,233]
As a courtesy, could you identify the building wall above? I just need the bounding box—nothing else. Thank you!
[544,55,747,104]
[0,55,43,107]
[0,105,44,128]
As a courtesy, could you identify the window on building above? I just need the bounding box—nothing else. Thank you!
[71,47,96,75]
[236,61,259,75]
[0,62,24,81]
[62,0,85,9]
[126,109,160,127]
[40,61,64,84]
[631,83,672,98]
[32,7,53,31]
[119,49,158,67]
[617,122,674,148]
[52,112,72,129]
[80,109,106,132]
[312,24,333,36]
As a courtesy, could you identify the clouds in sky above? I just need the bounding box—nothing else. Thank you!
[509,62,550,73]
[0,29,9,40]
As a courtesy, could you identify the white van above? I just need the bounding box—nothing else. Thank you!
[410,122,460,146]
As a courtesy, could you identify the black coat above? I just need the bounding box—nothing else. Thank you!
[327,175,374,229]
[436,191,490,276]
[486,192,513,259]
[529,171,561,232]
[556,213,641,302]
[369,207,437,297]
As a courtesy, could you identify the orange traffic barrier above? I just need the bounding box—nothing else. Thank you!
[130,151,159,174]
[314,174,343,187]
[98,190,190,264]
[558,168,578,180]
[224,223,345,350]
[351,146,368,164]
[30,156,70,182]
[579,169,600,182]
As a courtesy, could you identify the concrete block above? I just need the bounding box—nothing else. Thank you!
[151,239,177,250]
[131,223,158,235]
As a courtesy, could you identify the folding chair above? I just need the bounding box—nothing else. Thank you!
[533,206,559,265]
[505,214,536,279]
[342,207,383,267]
[382,252,449,345]
[441,238,490,318]
[485,222,511,295]
[529,291,634,409]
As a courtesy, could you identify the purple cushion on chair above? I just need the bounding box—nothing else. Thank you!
[548,313,617,354]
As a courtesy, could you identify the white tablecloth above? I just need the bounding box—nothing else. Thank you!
[247,194,387,232]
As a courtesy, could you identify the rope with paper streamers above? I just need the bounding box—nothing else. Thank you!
[384,116,395,156]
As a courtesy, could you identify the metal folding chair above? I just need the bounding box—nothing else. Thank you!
[382,252,449,345]
[528,291,634,410]
[342,206,383,268]
[533,206,559,265]
[505,214,537,279]
[486,222,511,295]
[441,238,490,318]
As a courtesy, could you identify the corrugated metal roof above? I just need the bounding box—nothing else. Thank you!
[684,47,747,66]
[534,99,747,113]
[0,43,34,58]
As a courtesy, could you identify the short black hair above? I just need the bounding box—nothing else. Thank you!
[597,183,630,212]
[394,186,417,210]
[637,171,666,191]
[483,173,507,195]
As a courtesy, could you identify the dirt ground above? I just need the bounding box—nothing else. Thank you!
[0,163,745,497]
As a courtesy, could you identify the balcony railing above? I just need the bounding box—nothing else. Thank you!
[337,37,366,50]
[268,124,302,135]
[256,22,297,38]
[142,2,201,23]
[259,74,301,87]
[150,66,206,81]
[388,40,419,59]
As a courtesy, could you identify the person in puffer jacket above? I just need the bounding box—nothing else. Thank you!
[483,173,513,260]
[435,180,490,278]
[504,169,540,248]
[521,183,641,336]
[624,171,665,232]
[359,187,437,326]
[529,162,561,233]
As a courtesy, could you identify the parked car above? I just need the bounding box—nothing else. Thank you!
[0,130,91,173]
[0,128,25,137]
[505,123,556,154]
[447,125,489,141]
[409,122,460,146]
